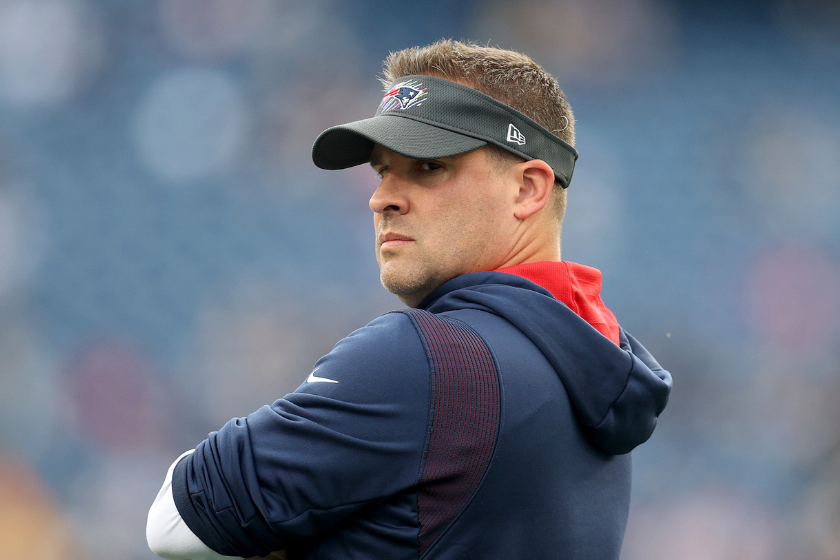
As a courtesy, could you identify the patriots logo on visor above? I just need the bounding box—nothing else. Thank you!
[379,80,428,111]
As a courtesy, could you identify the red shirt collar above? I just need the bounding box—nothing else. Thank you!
[495,261,620,345]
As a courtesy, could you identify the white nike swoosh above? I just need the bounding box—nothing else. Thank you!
[307,367,338,384]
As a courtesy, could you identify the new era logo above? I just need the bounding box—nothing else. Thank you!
[506,124,526,145]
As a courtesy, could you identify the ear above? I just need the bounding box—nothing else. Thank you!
[513,159,555,220]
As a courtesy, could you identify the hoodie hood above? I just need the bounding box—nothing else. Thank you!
[496,261,621,344]
[418,269,672,455]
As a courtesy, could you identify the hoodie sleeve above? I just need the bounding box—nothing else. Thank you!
[146,450,242,560]
[170,312,431,558]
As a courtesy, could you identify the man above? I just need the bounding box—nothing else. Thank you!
[147,40,671,560]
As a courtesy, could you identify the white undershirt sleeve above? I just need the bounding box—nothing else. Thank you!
[146,450,244,560]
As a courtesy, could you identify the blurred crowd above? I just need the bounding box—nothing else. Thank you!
[0,0,838,558]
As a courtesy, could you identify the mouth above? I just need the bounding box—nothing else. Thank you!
[379,232,414,250]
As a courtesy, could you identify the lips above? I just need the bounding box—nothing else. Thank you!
[379,232,414,249]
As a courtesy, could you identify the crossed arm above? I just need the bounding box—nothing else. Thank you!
[146,449,285,560]
[146,313,429,559]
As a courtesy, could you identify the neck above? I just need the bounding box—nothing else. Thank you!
[498,219,562,268]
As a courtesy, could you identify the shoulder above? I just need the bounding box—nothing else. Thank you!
[341,311,421,349]
[331,311,426,370]
[292,311,430,403]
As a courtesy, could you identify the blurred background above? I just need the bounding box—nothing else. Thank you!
[0,0,838,558]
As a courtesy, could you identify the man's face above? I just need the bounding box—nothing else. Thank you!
[368,145,518,307]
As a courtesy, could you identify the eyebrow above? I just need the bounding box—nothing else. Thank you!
[369,152,383,168]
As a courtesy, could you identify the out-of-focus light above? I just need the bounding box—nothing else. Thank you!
[181,278,364,427]
[0,188,43,301]
[157,0,269,60]
[740,113,840,237]
[469,0,678,85]
[0,459,76,559]
[64,339,164,450]
[622,488,779,560]
[191,303,310,425]
[799,470,840,559]
[132,68,249,183]
[775,0,840,39]
[561,143,625,265]
[67,452,177,560]
[0,0,102,107]
[747,244,840,352]
[254,76,379,184]
[0,312,56,459]
[744,349,840,466]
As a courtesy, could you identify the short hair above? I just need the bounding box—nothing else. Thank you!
[381,39,571,222]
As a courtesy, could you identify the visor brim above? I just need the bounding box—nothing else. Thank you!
[312,115,487,170]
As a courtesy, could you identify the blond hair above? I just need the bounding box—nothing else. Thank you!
[381,39,570,221]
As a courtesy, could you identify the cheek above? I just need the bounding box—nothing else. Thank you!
[416,172,512,263]
[431,202,500,260]
[456,189,507,234]
[458,197,513,261]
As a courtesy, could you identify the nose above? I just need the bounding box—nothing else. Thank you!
[369,172,409,216]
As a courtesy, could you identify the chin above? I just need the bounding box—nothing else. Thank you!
[379,264,440,305]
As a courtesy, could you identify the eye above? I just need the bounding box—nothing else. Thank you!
[375,166,388,179]
[420,161,443,172]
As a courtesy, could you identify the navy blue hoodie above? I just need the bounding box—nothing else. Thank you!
[172,268,672,559]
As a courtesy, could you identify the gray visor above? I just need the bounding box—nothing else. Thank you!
[311,75,579,188]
